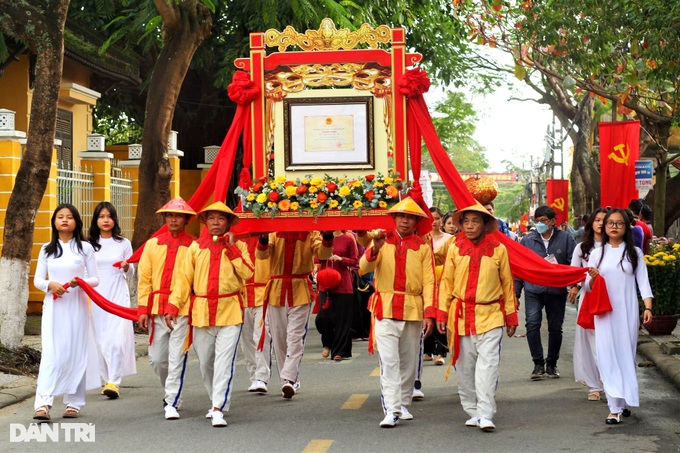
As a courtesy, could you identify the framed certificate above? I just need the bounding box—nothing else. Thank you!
[283,96,374,170]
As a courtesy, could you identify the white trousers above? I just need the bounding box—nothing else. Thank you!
[241,306,272,383]
[193,324,242,411]
[35,375,86,411]
[148,315,189,407]
[375,318,421,415]
[456,327,503,421]
[268,304,311,384]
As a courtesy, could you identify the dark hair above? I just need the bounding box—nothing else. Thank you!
[598,208,638,273]
[89,201,123,251]
[429,206,443,216]
[44,204,85,258]
[623,208,637,226]
[485,201,495,209]
[580,208,608,261]
[534,205,556,220]
[580,214,589,224]
[628,199,643,215]
[640,204,652,220]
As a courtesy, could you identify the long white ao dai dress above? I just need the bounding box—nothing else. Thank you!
[33,239,101,409]
[586,244,653,411]
[92,237,137,385]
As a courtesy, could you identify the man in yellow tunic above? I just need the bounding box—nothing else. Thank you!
[238,235,272,393]
[437,202,518,432]
[137,197,196,420]
[167,202,254,427]
[256,231,333,398]
[359,197,436,428]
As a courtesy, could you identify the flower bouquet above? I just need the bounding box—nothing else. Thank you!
[235,171,409,218]
[643,240,680,317]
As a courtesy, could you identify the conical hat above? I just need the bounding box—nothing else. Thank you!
[198,201,240,226]
[387,197,428,218]
[451,201,498,233]
[156,197,196,216]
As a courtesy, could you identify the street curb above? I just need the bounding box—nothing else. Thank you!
[638,341,680,391]
[0,376,36,410]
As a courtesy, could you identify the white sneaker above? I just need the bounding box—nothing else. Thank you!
[164,406,180,420]
[399,406,413,420]
[282,381,296,399]
[379,413,399,428]
[205,409,213,419]
[412,388,425,399]
[211,410,227,427]
[478,418,495,431]
[465,417,479,427]
[248,380,268,393]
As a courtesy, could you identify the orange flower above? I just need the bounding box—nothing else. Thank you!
[317,192,328,203]
[296,185,307,195]
[365,190,375,201]
[278,199,291,212]
[386,186,399,198]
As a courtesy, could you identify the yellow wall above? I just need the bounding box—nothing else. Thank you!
[0,56,31,132]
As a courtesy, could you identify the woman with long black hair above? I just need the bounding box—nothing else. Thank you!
[569,208,607,401]
[88,201,136,399]
[33,204,100,421]
[585,208,653,424]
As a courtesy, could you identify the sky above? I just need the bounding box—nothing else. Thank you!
[424,67,573,176]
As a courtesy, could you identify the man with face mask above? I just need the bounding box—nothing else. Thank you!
[514,205,576,381]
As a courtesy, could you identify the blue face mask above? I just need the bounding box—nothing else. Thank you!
[536,222,550,234]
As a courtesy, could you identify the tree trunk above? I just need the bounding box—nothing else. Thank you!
[568,97,599,214]
[131,0,212,249]
[0,0,70,349]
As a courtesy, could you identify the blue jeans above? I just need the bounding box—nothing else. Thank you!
[524,291,567,367]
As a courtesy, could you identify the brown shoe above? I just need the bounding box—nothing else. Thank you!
[33,406,50,421]
[63,406,80,418]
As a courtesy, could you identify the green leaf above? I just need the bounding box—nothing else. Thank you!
[514,63,527,80]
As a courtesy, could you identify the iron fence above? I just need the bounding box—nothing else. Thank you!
[56,161,94,221]
[111,162,134,238]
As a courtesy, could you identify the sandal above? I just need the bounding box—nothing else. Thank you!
[33,406,50,421]
[587,391,601,401]
[63,406,80,419]
[334,355,343,362]
[605,412,622,425]
[622,408,632,417]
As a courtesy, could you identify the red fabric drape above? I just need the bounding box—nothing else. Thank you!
[599,120,639,208]
[546,179,569,225]
[68,278,138,321]
[400,68,585,286]
[576,275,612,329]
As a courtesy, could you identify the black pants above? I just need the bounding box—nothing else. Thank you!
[423,329,448,357]
[351,286,373,340]
[524,291,567,367]
[315,291,353,358]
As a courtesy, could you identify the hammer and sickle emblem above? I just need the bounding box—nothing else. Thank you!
[608,143,630,166]
[550,197,565,211]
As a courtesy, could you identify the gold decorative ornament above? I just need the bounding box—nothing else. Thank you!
[265,18,391,52]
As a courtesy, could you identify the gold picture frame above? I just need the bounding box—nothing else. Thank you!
[283,96,375,171]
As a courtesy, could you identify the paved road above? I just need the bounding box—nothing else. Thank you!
[2,306,679,452]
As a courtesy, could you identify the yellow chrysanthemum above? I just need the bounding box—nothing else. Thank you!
[329,200,339,208]
[285,185,297,197]
[267,202,276,208]
[352,180,362,188]
[373,182,384,188]
[301,178,310,185]
[666,255,676,261]
[275,175,286,184]
[338,177,346,183]
[290,201,299,211]
[269,183,278,190]
[353,200,363,209]
[256,193,267,204]
[384,177,394,184]
[672,243,680,251]
[339,186,351,197]
[309,186,318,194]
[378,201,387,208]
[310,177,323,187]
[310,200,319,209]
[246,194,256,202]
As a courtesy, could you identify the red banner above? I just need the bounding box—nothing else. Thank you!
[546,179,569,225]
[599,120,640,208]
[520,213,529,233]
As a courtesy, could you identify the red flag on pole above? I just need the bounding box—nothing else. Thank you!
[546,179,569,225]
[520,213,529,233]
[599,120,640,208]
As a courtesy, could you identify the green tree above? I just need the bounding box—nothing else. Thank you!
[454,0,680,235]
[0,0,71,349]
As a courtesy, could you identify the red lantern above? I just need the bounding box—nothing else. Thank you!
[317,267,342,290]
